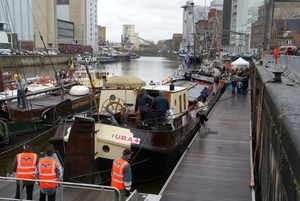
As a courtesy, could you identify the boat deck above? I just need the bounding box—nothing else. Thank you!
[6,92,90,111]
[159,89,252,200]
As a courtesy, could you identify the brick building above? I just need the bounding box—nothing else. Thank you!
[270,19,300,50]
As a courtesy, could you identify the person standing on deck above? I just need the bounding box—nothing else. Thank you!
[15,76,28,108]
[152,90,169,127]
[200,87,209,106]
[12,142,38,200]
[35,149,63,201]
[135,88,152,125]
[55,69,62,86]
[111,149,133,201]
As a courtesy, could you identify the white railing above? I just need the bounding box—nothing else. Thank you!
[0,176,139,201]
[263,55,300,75]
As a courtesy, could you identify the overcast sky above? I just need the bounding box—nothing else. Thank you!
[97,0,212,44]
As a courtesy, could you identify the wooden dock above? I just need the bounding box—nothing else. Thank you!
[159,90,253,201]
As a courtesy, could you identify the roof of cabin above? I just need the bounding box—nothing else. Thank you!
[143,85,185,93]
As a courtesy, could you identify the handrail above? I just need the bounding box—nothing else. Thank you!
[0,176,122,201]
[126,189,139,201]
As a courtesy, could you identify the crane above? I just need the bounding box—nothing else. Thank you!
[122,26,131,52]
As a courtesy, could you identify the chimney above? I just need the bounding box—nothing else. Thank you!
[284,20,288,32]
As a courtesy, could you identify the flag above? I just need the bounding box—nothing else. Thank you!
[186,54,190,69]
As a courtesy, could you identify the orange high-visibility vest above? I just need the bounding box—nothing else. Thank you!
[38,158,58,189]
[111,158,129,190]
[15,153,38,180]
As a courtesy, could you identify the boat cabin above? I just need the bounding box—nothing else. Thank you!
[97,85,189,126]
[74,70,107,89]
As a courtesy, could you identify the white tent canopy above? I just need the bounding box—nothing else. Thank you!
[231,57,249,66]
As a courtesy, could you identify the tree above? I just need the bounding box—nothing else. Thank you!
[157,40,164,46]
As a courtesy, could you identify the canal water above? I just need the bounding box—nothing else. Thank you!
[0,56,183,194]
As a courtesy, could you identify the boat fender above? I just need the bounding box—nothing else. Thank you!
[44,83,55,87]
[69,85,89,96]
[63,127,71,142]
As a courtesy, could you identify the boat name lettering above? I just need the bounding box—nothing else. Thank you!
[113,134,140,144]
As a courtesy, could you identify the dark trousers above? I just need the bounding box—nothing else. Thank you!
[154,111,166,127]
[15,184,34,200]
[39,191,56,201]
[232,87,236,94]
[140,110,149,124]
[17,90,26,107]
[199,114,208,124]
[242,87,247,95]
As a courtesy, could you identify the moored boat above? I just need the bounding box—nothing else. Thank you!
[0,68,100,152]
[49,75,224,185]
[73,69,109,93]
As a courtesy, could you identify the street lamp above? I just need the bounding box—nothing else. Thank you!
[191,2,196,73]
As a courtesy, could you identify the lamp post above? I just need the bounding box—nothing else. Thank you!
[191,2,196,73]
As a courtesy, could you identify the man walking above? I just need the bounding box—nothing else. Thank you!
[12,142,38,200]
[195,100,209,130]
[15,76,28,108]
[135,88,152,125]
[111,149,133,201]
[35,149,63,201]
[152,90,169,127]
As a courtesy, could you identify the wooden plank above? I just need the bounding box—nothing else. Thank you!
[161,92,252,201]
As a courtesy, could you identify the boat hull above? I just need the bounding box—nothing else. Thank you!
[93,123,199,184]
[50,112,199,184]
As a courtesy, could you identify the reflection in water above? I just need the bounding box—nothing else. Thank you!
[0,56,180,194]
[5,56,181,85]
[98,56,181,85]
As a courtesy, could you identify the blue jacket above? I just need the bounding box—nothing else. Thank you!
[135,92,152,112]
[152,95,169,112]
[231,80,237,87]
[200,89,208,99]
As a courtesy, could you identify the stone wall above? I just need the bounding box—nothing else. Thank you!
[252,64,300,200]
[0,55,71,68]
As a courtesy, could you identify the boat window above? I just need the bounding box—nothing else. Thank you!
[74,73,80,78]
[183,93,187,110]
[81,73,87,78]
[95,73,100,79]
[179,95,182,113]
[110,94,116,101]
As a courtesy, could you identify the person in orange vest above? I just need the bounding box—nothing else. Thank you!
[111,149,133,201]
[35,149,63,201]
[12,142,38,200]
